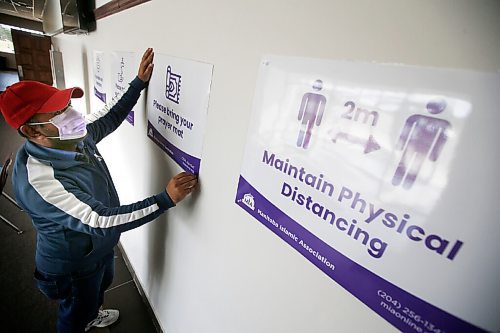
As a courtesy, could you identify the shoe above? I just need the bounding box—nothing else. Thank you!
[85,309,120,332]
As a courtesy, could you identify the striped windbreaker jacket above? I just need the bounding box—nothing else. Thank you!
[12,77,174,274]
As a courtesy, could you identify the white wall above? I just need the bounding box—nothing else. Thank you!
[51,1,500,332]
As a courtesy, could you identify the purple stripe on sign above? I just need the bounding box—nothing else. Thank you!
[126,110,134,125]
[235,176,488,333]
[94,87,106,103]
[147,121,200,174]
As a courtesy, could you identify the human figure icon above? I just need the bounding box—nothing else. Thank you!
[296,79,327,149]
[392,99,451,189]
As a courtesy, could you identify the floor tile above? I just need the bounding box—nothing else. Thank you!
[111,247,133,288]
[104,282,158,333]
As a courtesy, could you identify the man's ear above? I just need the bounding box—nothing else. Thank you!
[19,125,42,139]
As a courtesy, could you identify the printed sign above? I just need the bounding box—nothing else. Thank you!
[147,53,213,174]
[111,51,137,125]
[235,56,500,333]
[93,51,106,103]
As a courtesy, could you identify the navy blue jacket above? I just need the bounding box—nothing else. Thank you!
[13,77,174,274]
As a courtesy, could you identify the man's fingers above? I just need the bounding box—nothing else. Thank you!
[176,173,197,181]
[171,172,197,188]
[176,176,197,188]
[143,53,154,67]
[141,59,153,72]
[166,171,197,204]
[173,171,191,180]
[179,179,198,190]
[142,64,154,79]
[173,172,196,180]
[140,48,154,73]
[142,48,153,61]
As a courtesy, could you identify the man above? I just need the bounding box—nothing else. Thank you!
[0,48,197,332]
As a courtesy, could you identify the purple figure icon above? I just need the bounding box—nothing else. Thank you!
[392,100,451,189]
[296,79,327,149]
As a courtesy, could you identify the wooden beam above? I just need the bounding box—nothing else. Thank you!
[0,13,44,32]
[94,0,151,20]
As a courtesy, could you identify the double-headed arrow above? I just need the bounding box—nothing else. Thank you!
[331,132,380,154]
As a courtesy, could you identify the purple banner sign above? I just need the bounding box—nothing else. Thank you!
[94,87,106,103]
[126,110,134,126]
[147,121,200,174]
[235,175,488,333]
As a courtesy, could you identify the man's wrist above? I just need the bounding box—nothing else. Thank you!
[131,76,148,90]
[155,191,175,210]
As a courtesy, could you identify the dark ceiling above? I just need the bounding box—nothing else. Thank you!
[0,0,46,22]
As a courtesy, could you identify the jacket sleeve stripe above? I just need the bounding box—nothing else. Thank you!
[27,156,160,229]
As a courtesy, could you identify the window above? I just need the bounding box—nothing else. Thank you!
[0,25,14,54]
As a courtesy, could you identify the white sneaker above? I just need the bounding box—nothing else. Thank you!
[85,309,120,332]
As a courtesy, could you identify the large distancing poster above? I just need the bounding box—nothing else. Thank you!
[235,56,500,333]
[147,53,213,174]
[110,51,137,125]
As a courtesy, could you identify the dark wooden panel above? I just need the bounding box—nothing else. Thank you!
[11,30,53,85]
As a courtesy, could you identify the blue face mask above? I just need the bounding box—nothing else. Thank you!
[29,107,87,141]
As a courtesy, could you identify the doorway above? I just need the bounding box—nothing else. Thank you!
[11,28,52,85]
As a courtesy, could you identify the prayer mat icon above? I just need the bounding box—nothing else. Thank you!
[165,65,182,104]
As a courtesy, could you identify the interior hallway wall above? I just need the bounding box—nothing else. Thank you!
[51,1,500,332]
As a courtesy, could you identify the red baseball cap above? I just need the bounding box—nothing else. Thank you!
[0,80,84,129]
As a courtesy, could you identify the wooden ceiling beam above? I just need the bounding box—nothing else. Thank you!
[94,0,150,20]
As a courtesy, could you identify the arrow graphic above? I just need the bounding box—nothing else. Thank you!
[331,132,381,154]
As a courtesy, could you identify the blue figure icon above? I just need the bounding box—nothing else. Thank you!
[297,79,327,149]
[392,100,451,189]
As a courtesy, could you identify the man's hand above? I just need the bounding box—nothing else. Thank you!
[138,48,154,83]
[166,172,198,204]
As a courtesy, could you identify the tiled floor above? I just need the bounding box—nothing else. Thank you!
[0,72,159,333]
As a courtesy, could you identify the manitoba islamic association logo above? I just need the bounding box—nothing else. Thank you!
[240,193,255,210]
[165,65,182,104]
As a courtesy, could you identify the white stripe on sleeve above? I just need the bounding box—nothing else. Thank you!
[27,156,159,228]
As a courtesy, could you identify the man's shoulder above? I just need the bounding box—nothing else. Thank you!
[83,135,97,147]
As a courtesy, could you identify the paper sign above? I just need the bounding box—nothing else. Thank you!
[93,51,106,103]
[111,51,137,125]
[146,53,213,174]
[235,55,500,333]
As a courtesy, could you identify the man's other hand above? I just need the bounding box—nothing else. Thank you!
[138,48,154,83]
[166,172,198,204]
